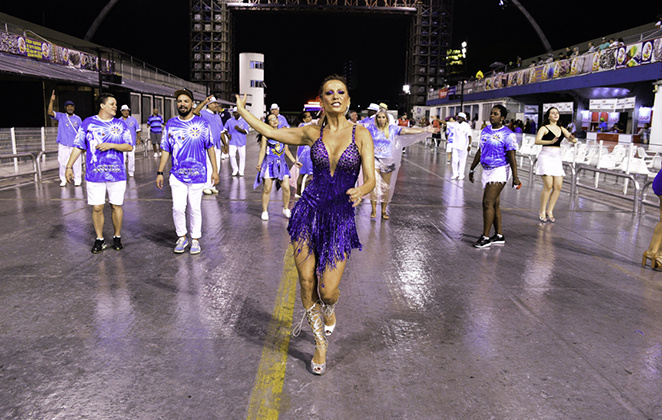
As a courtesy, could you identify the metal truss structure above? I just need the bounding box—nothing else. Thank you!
[190,0,452,110]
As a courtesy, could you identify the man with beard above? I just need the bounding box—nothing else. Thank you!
[156,89,219,255]
[48,90,82,186]
[65,93,133,253]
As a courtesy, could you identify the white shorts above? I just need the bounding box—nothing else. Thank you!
[87,181,127,206]
[481,165,511,189]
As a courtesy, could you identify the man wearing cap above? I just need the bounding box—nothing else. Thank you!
[193,95,227,194]
[223,108,250,177]
[65,93,133,253]
[598,117,608,132]
[156,89,219,255]
[359,103,380,125]
[147,108,165,158]
[450,112,472,180]
[120,105,141,177]
[270,103,290,129]
[48,90,82,186]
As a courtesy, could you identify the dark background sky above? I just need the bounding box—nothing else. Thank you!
[1,1,658,112]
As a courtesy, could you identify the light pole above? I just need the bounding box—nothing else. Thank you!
[460,42,467,112]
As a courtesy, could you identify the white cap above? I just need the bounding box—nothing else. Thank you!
[207,95,220,104]
[229,107,237,112]
[367,103,380,111]
[270,103,279,110]
[458,112,467,119]
[120,105,130,111]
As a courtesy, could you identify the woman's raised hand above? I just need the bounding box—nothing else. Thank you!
[235,93,247,111]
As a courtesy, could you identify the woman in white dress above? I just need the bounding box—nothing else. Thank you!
[535,107,577,222]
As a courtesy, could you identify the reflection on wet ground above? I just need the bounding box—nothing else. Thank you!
[1,144,661,419]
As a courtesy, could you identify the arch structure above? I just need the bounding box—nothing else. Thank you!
[190,0,452,109]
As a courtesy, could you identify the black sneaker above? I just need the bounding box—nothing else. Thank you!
[489,234,505,245]
[91,239,107,254]
[473,236,491,248]
[112,236,124,250]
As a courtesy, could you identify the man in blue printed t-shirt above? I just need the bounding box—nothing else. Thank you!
[65,93,133,254]
[120,104,141,177]
[156,88,219,255]
[147,108,164,158]
[193,95,228,195]
[223,108,250,177]
[48,90,83,186]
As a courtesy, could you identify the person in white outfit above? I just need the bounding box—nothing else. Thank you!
[193,96,227,195]
[119,105,141,177]
[450,112,472,180]
[223,108,250,176]
[48,91,82,186]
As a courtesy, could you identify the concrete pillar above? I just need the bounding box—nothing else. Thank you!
[651,80,662,145]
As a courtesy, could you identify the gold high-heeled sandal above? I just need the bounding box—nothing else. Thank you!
[653,256,662,271]
[293,302,328,375]
[322,301,337,336]
[642,250,655,267]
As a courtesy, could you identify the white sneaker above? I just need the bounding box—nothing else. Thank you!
[59,180,67,187]
[261,211,269,221]
[238,173,244,177]
[190,239,201,255]
[129,172,134,177]
[210,187,219,194]
[154,153,159,158]
[459,175,465,180]
[203,189,213,195]
[231,171,238,176]
[74,181,82,186]
[450,175,458,180]
[282,208,291,218]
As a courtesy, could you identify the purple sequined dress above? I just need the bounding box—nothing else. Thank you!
[288,125,362,276]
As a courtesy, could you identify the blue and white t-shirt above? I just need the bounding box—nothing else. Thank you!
[479,125,518,169]
[161,116,213,184]
[147,114,164,134]
[52,112,82,147]
[446,121,456,144]
[224,116,250,147]
[199,109,223,149]
[372,125,402,160]
[74,116,132,183]
[276,114,290,129]
[121,116,141,146]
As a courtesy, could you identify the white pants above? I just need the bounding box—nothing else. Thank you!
[124,150,135,174]
[229,145,246,174]
[205,149,221,189]
[451,147,469,179]
[170,175,204,238]
[58,144,81,183]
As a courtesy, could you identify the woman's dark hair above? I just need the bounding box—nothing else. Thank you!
[542,107,558,126]
[318,74,349,97]
[257,114,279,143]
[298,111,311,125]
[97,92,115,107]
[492,104,508,120]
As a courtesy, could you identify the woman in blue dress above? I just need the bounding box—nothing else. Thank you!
[468,105,521,248]
[295,111,314,196]
[236,75,376,375]
[254,114,298,221]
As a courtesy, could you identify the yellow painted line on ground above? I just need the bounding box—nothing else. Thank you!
[246,244,299,420]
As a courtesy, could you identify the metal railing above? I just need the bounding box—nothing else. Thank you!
[0,152,40,182]
[573,166,642,213]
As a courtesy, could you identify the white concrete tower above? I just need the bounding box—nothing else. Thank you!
[239,53,265,119]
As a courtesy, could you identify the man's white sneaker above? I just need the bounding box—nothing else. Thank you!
[238,173,244,177]
[190,239,201,255]
[128,172,134,177]
[282,208,291,218]
[154,153,159,158]
[174,237,189,253]
[261,211,269,221]
[59,180,67,187]
[203,189,213,195]
[231,171,238,176]
[210,187,219,194]
[74,181,82,186]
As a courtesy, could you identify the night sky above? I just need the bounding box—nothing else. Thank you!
[1,1,658,112]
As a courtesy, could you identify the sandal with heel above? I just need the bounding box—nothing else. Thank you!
[538,212,547,222]
[547,212,555,223]
[292,302,328,375]
[642,251,655,267]
[322,300,337,336]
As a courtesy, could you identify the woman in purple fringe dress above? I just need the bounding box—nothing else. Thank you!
[236,75,375,375]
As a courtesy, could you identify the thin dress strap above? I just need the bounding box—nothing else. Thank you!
[352,125,356,143]
[319,125,324,140]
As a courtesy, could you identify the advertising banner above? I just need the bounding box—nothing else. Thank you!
[0,30,113,73]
